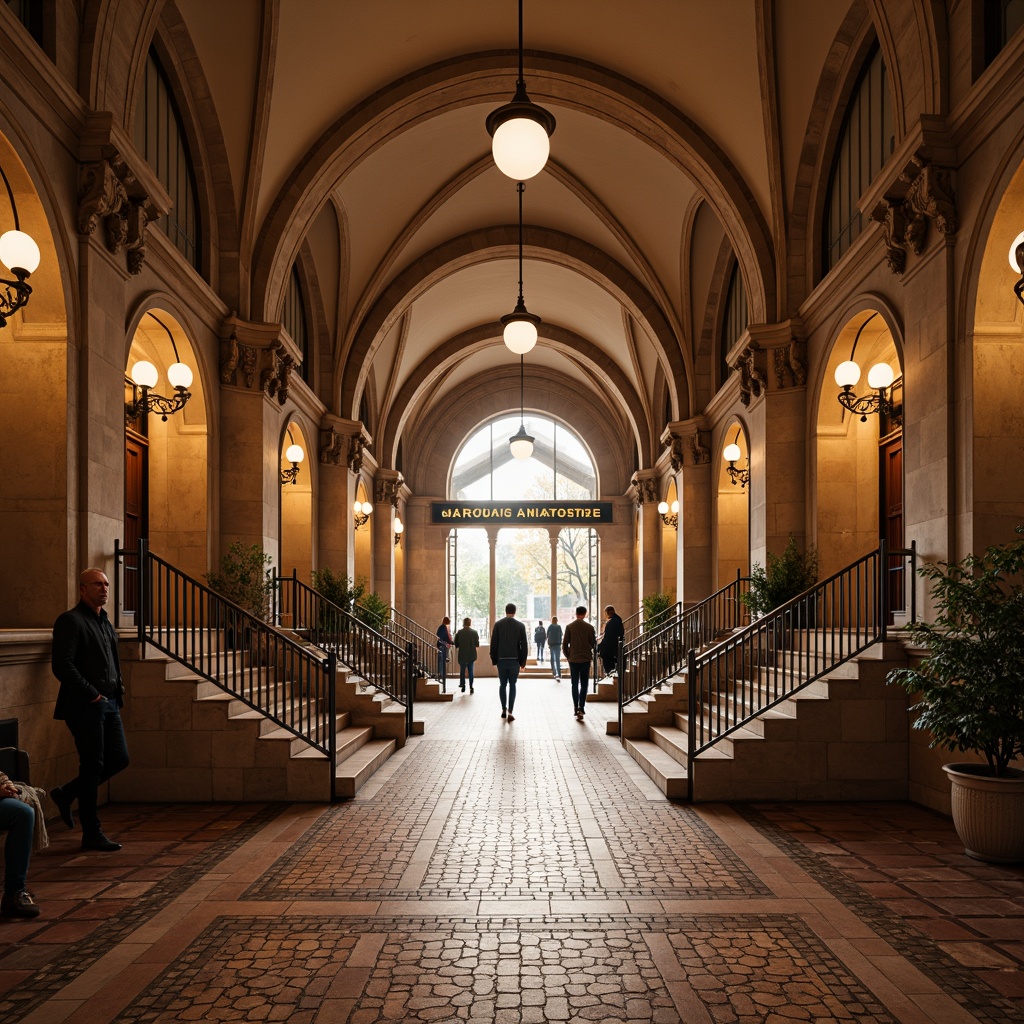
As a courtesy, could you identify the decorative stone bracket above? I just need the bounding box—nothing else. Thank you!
[375,471,404,509]
[319,415,372,472]
[737,343,768,407]
[727,323,806,403]
[77,113,170,276]
[219,316,301,407]
[661,420,710,471]
[870,157,958,276]
[630,470,660,507]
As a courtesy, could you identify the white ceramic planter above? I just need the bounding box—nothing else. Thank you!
[943,763,1024,864]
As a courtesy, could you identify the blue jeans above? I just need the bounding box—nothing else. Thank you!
[536,643,545,661]
[497,658,520,712]
[549,647,561,677]
[459,661,475,689]
[61,697,130,837]
[0,797,33,894]
[570,661,590,711]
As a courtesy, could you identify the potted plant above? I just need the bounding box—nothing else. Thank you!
[886,529,1024,863]
[740,535,819,618]
[204,542,274,651]
[642,590,675,633]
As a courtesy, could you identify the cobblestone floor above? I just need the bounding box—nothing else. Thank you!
[0,673,1021,1023]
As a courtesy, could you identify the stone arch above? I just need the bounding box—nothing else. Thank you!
[811,298,904,578]
[339,225,689,426]
[0,126,75,625]
[377,323,650,474]
[124,298,211,582]
[280,417,314,584]
[251,50,776,330]
[716,416,751,590]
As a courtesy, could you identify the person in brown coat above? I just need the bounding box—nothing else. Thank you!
[562,606,596,719]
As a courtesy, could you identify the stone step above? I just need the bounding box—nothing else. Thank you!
[335,738,398,798]
[622,738,688,799]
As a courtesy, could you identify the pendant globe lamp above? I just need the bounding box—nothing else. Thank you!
[509,355,535,460]
[485,0,556,180]
[501,181,541,355]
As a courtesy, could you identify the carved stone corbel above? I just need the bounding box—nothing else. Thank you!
[689,432,710,465]
[904,161,958,238]
[772,339,807,389]
[737,344,766,407]
[668,436,685,473]
[348,435,367,474]
[630,473,659,507]
[319,428,346,466]
[871,200,908,275]
[375,474,402,508]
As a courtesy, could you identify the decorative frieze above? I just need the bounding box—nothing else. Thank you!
[218,317,301,406]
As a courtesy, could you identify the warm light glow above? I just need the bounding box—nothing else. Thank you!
[503,317,538,354]
[353,500,362,514]
[1009,230,1024,271]
[167,361,193,389]
[285,443,304,465]
[834,360,861,388]
[0,229,41,274]
[130,360,159,389]
[361,501,373,516]
[509,435,534,459]
[723,443,741,463]
[867,362,895,390]
[657,501,668,515]
[394,519,404,535]
[670,500,679,515]
[491,117,551,180]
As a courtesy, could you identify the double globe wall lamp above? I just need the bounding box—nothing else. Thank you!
[353,501,373,529]
[125,313,193,423]
[280,428,304,485]
[833,311,897,422]
[485,0,555,181]
[501,181,541,355]
[657,499,679,530]
[0,160,41,328]
[1009,229,1024,305]
[509,354,535,460]
[722,427,750,489]
[394,517,404,546]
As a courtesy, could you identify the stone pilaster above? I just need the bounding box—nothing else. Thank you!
[662,420,712,605]
[630,468,661,602]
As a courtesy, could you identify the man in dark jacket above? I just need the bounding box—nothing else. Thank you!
[562,606,596,719]
[50,568,130,852]
[598,604,625,676]
[489,603,528,722]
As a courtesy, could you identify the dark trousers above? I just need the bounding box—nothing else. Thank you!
[0,798,33,894]
[61,698,130,836]
[497,658,520,712]
[570,661,590,711]
[459,662,475,689]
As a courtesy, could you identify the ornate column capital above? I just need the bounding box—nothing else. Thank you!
[661,419,711,470]
[218,315,301,406]
[630,468,660,507]
[77,112,170,276]
[317,414,372,471]
[728,322,806,401]
[375,470,404,508]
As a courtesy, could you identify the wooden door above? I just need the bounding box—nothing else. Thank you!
[879,432,904,619]
[124,431,148,615]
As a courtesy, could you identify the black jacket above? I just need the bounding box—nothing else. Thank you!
[489,616,528,666]
[51,601,124,720]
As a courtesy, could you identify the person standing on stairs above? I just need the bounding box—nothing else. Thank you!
[489,603,528,722]
[562,606,596,720]
[454,617,479,693]
[435,616,453,691]
[598,605,624,677]
[534,621,546,663]
[49,568,130,852]
[546,616,563,679]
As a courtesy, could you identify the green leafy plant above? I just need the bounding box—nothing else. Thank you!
[311,567,365,611]
[642,590,675,632]
[204,542,273,620]
[356,591,391,633]
[741,536,819,617]
[886,529,1024,776]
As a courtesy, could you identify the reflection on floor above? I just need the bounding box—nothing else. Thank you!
[1,676,1022,1023]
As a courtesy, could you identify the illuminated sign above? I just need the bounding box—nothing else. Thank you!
[431,501,612,525]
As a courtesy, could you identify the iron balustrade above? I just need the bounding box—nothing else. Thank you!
[617,575,749,738]
[274,572,414,737]
[114,540,338,796]
[684,541,916,800]
[368,604,440,685]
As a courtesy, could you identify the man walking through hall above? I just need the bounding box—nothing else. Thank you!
[562,605,596,720]
[489,602,528,722]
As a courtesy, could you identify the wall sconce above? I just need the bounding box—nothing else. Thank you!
[485,0,556,181]
[833,311,897,422]
[1009,230,1024,305]
[125,313,193,423]
[0,161,41,328]
[280,431,304,485]
[722,428,749,488]
[509,354,535,459]
[353,500,373,529]
[657,499,679,529]
[394,517,404,546]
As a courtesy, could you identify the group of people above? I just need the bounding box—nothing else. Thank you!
[434,604,624,723]
[2,567,131,922]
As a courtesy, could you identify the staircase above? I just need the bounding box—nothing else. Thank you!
[616,543,917,802]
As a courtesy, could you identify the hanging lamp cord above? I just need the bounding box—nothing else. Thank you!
[517,181,525,305]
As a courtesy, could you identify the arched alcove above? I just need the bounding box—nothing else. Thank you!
[280,421,313,584]
[353,478,373,585]
[716,419,750,587]
[659,479,678,599]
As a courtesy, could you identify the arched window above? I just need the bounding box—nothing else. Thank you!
[984,0,1024,67]
[822,43,893,275]
[720,260,748,389]
[134,49,201,272]
[282,265,310,383]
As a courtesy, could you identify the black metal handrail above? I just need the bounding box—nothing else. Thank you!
[114,540,338,796]
[368,604,439,684]
[275,572,413,734]
[684,541,916,799]
[617,574,749,737]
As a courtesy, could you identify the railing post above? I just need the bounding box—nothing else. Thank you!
[909,539,917,624]
[879,537,889,642]
[113,539,123,630]
[406,641,415,738]
[138,538,149,643]
[686,647,697,802]
[616,636,624,744]
[327,650,337,802]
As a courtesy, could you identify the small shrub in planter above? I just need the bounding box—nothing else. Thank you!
[204,542,274,652]
[740,535,819,618]
[642,590,675,633]
[356,591,391,634]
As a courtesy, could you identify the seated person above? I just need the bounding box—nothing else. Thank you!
[0,765,40,919]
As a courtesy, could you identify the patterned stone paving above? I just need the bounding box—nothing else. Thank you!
[0,675,1021,1024]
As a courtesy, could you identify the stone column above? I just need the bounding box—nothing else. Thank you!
[663,420,713,605]
[549,531,559,619]
[374,470,403,607]
[630,469,661,604]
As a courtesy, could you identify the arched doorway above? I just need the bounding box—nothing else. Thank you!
[816,308,903,582]
[716,418,750,587]
[123,309,209,613]
[280,421,312,582]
